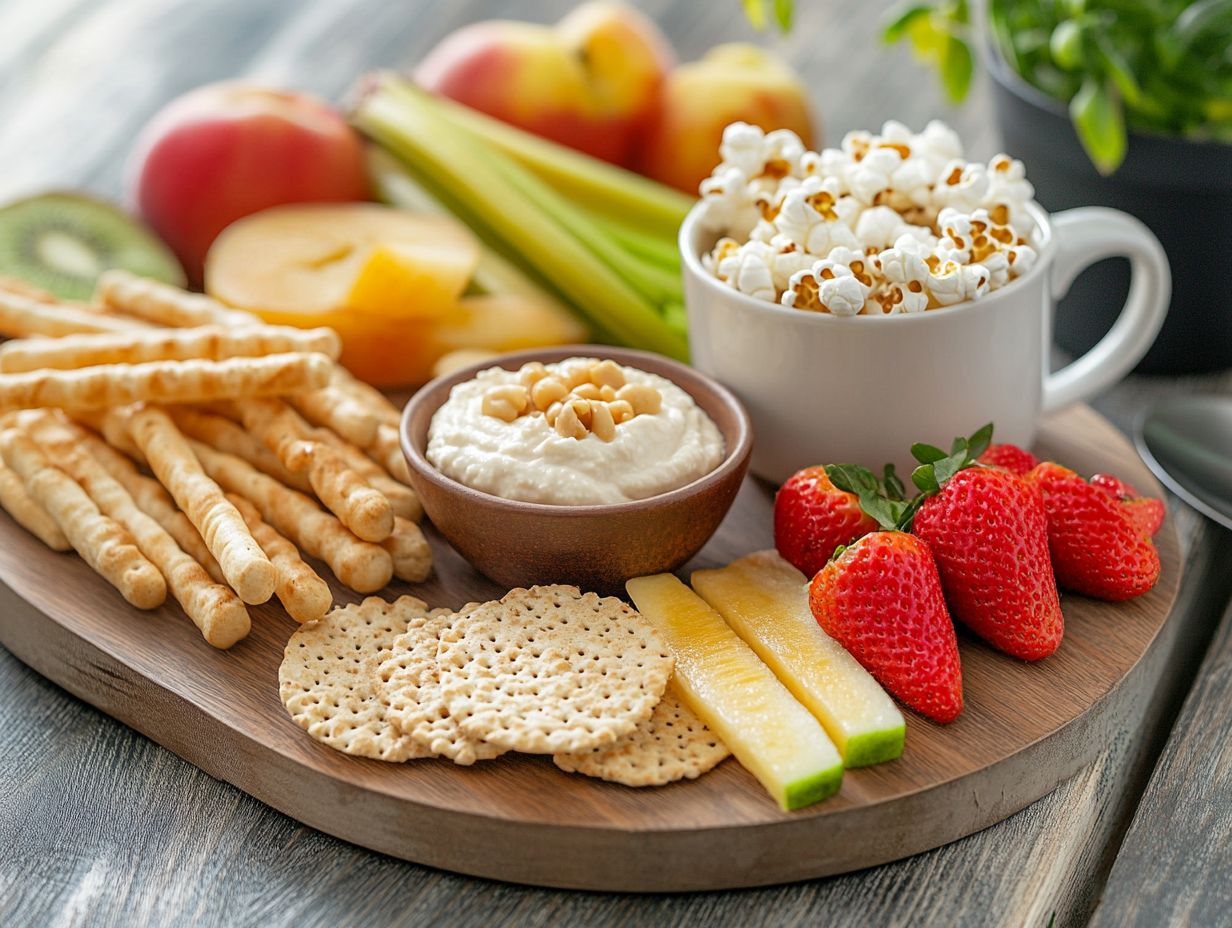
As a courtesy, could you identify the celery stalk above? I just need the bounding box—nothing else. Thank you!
[591,213,683,271]
[355,74,688,360]
[382,77,695,241]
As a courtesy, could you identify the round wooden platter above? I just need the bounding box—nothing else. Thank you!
[0,404,1180,892]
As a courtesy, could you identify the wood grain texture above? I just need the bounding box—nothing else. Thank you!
[1089,601,1232,928]
[0,404,1186,892]
[1,0,1231,923]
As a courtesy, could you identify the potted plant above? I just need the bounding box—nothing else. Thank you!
[879,0,1232,374]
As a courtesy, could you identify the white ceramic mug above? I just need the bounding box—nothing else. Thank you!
[681,202,1171,482]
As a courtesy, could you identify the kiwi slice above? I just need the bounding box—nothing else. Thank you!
[0,191,184,300]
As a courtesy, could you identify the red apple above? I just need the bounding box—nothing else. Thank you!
[414,2,672,167]
[129,82,369,286]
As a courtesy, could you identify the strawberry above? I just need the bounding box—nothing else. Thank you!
[1090,472,1166,537]
[1026,462,1161,601]
[808,531,963,723]
[774,465,878,578]
[977,442,1040,476]
[908,426,1064,661]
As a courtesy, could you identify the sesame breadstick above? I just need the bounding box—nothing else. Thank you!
[19,411,250,648]
[0,352,333,412]
[63,417,227,585]
[123,406,276,605]
[238,397,394,543]
[165,405,312,495]
[95,269,258,328]
[226,493,332,624]
[0,453,70,550]
[381,517,432,583]
[0,288,149,337]
[188,440,393,594]
[0,324,342,373]
[309,425,422,522]
[0,428,166,609]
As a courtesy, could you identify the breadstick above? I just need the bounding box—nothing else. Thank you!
[287,385,379,447]
[369,423,412,484]
[238,398,394,543]
[69,420,226,585]
[0,453,70,550]
[0,324,342,373]
[0,288,148,337]
[331,365,402,426]
[226,493,331,624]
[123,406,275,605]
[322,368,412,482]
[95,269,258,328]
[165,405,311,494]
[20,411,250,647]
[381,517,432,583]
[309,425,422,522]
[0,428,165,608]
[189,440,393,593]
[0,352,333,412]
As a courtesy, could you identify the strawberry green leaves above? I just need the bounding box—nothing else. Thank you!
[910,422,993,496]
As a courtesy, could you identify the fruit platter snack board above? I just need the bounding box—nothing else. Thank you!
[0,403,1179,892]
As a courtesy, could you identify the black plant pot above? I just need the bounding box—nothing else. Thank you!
[990,55,1232,374]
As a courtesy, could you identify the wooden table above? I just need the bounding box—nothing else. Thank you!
[0,2,1229,925]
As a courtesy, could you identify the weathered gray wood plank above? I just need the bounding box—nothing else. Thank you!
[1089,600,1232,928]
[0,1,1228,926]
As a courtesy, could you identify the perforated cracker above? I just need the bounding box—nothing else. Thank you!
[378,604,504,766]
[552,684,731,786]
[436,585,674,755]
[279,596,438,761]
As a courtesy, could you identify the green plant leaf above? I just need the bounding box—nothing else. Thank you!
[912,442,948,464]
[1094,36,1143,108]
[773,0,795,32]
[912,464,942,495]
[1049,20,1085,70]
[1071,77,1128,175]
[882,2,934,43]
[908,12,948,60]
[824,463,880,496]
[882,464,907,501]
[940,34,975,102]
[967,423,994,459]
[741,0,766,30]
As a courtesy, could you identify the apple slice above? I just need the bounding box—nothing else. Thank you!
[205,202,480,322]
[626,573,843,811]
[432,293,587,355]
[692,551,905,767]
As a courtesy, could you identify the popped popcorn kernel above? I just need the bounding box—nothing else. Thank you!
[782,261,869,316]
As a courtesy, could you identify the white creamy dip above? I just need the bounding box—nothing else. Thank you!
[427,358,725,505]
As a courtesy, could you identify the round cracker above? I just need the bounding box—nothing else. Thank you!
[437,585,674,755]
[378,606,505,766]
[279,595,438,762]
[553,685,731,786]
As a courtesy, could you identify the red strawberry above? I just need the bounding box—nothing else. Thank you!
[1090,473,1166,537]
[808,531,963,723]
[775,466,877,578]
[977,443,1040,476]
[1026,462,1161,601]
[912,463,1064,661]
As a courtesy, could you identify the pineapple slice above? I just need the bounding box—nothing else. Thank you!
[693,551,905,767]
[626,574,843,811]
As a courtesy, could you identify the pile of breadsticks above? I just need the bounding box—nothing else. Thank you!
[0,269,429,649]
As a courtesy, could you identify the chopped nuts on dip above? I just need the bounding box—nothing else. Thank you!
[427,357,725,505]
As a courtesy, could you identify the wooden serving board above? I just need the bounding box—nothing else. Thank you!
[0,404,1180,892]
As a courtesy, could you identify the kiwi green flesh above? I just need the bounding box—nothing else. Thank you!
[0,192,184,300]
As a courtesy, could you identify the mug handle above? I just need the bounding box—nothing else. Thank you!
[1043,207,1171,412]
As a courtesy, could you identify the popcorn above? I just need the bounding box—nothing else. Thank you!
[716,240,777,303]
[773,177,860,255]
[782,261,870,316]
[701,119,1037,315]
[932,160,991,213]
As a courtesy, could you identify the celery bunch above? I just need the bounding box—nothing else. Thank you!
[353,73,691,361]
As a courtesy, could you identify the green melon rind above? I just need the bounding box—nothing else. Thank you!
[782,760,845,811]
[842,724,906,768]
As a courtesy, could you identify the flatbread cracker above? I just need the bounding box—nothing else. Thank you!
[378,605,503,766]
[280,596,439,762]
[436,585,674,755]
[553,684,731,786]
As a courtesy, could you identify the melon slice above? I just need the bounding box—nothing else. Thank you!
[692,551,905,767]
[626,573,843,811]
